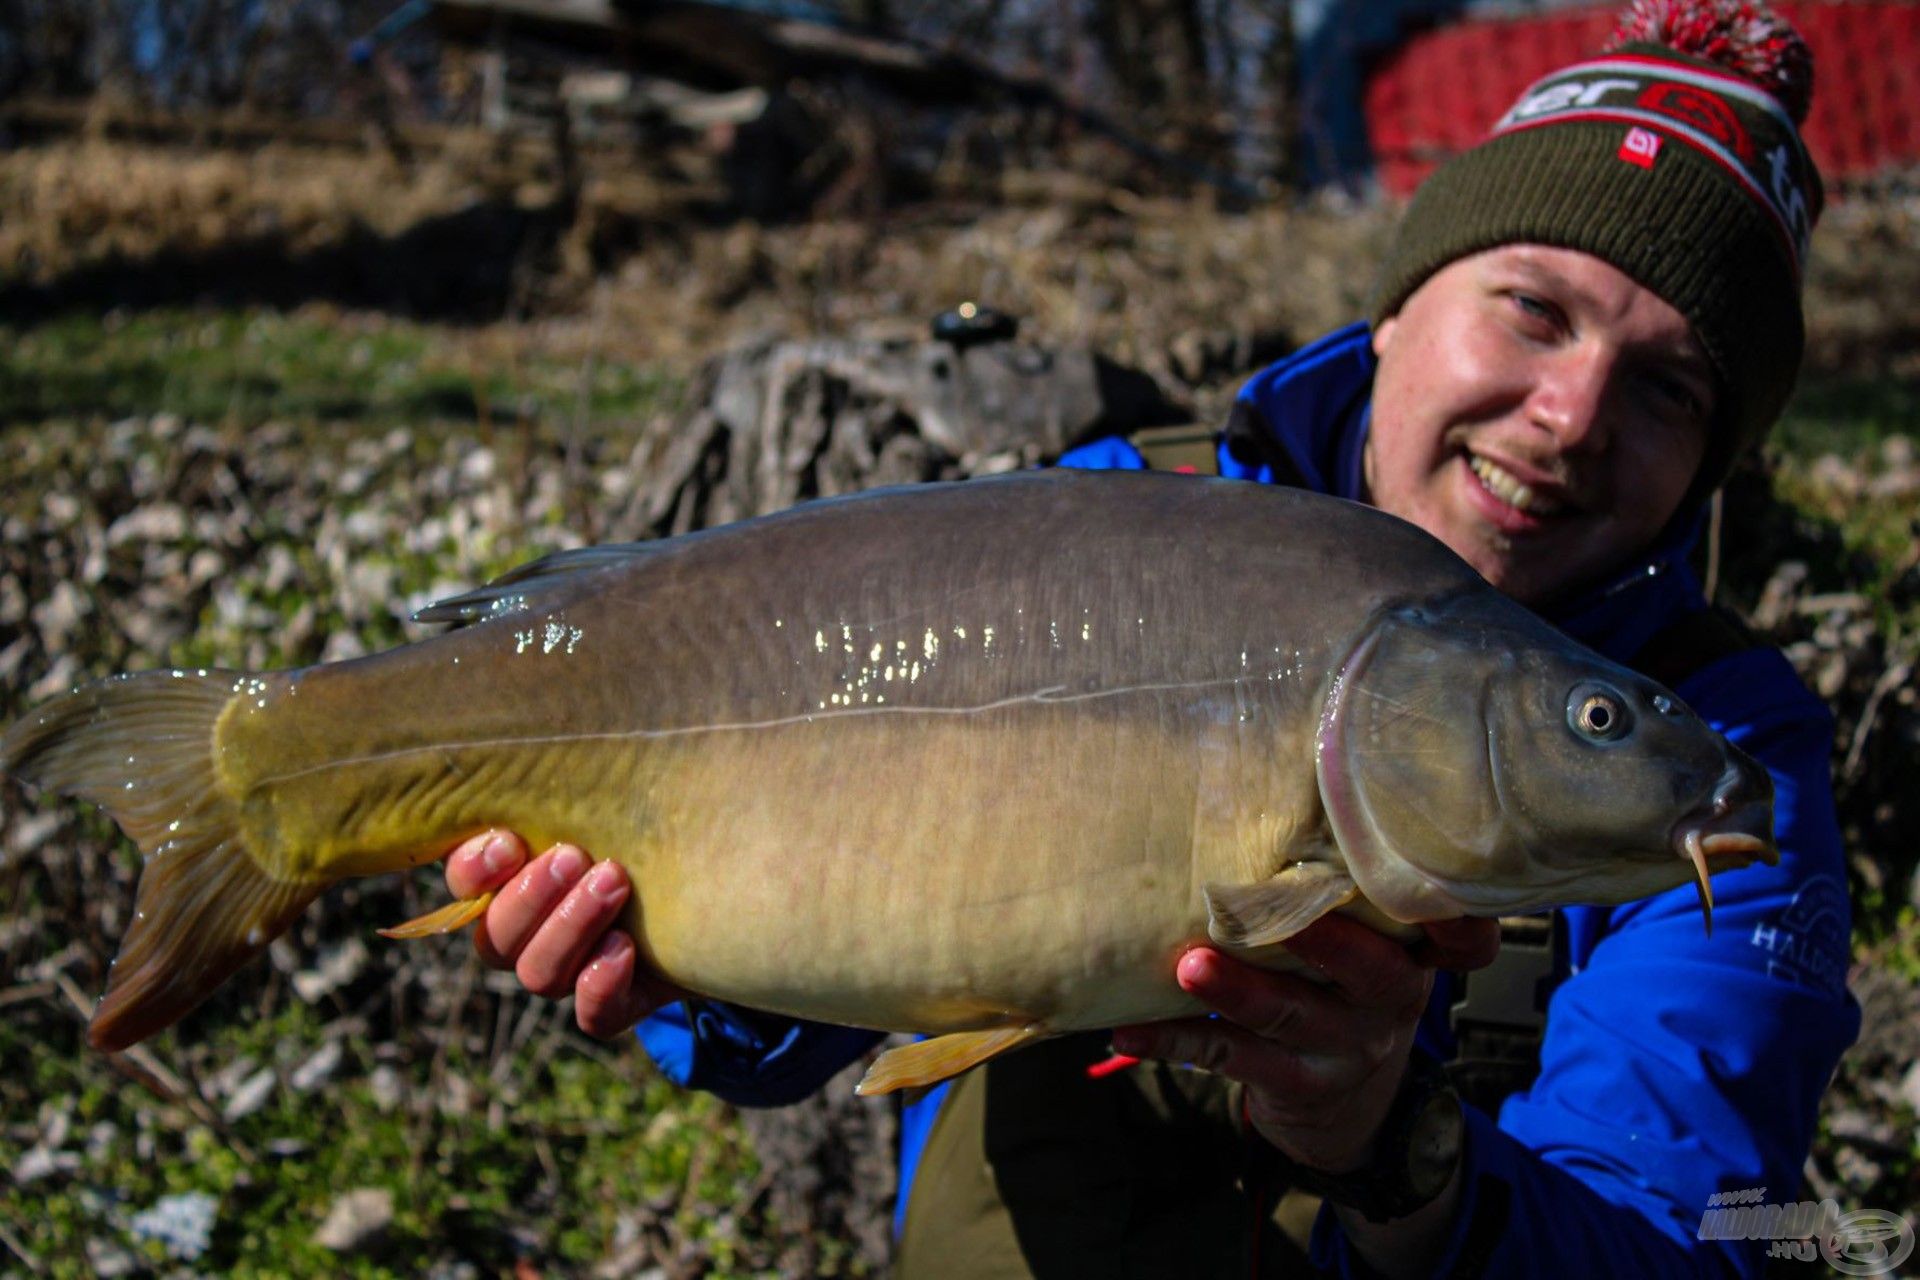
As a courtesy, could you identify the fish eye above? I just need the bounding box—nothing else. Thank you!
[1568,684,1632,742]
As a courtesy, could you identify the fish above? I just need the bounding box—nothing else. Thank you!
[0,469,1776,1093]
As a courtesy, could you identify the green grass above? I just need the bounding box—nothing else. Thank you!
[1774,373,1920,459]
[1768,377,1920,638]
[0,307,676,431]
[0,1000,764,1277]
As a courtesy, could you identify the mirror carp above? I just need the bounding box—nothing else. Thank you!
[0,470,1774,1092]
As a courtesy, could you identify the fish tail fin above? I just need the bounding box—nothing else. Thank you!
[2,670,323,1052]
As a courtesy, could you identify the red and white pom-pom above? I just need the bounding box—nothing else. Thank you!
[1607,0,1813,124]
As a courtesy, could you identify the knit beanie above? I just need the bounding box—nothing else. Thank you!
[1372,0,1823,493]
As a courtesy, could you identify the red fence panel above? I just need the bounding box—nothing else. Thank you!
[1363,2,1920,195]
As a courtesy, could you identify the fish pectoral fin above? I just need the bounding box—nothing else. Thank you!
[855,1024,1045,1096]
[1205,863,1358,948]
[377,891,496,940]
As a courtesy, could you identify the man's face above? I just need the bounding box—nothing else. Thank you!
[1366,244,1715,606]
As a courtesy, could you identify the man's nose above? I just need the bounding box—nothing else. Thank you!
[1527,347,1617,453]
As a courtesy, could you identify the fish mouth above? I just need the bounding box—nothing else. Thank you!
[1671,763,1778,935]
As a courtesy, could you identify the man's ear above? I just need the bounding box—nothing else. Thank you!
[1371,315,1399,358]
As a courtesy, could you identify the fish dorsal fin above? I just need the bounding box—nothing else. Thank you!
[1204,863,1357,949]
[413,542,671,625]
[855,1024,1045,1095]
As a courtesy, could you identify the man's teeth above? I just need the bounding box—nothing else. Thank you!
[1468,455,1564,515]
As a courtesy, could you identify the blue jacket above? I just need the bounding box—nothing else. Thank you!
[637,323,1860,1276]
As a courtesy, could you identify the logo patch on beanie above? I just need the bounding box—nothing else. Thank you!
[1618,126,1663,168]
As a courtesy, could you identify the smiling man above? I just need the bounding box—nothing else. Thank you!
[1363,245,1714,605]
[439,3,1860,1276]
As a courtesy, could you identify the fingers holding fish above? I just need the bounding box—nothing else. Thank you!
[510,853,631,1000]
[1410,917,1502,972]
[575,931,683,1039]
[469,843,590,971]
[1278,914,1437,1019]
[447,833,673,1035]
[1115,934,1429,1173]
[444,829,531,901]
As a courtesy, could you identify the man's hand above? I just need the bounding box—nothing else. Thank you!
[1110,914,1499,1175]
[443,831,683,1038]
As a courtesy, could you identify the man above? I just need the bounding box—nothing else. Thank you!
[439,3,1859,1274]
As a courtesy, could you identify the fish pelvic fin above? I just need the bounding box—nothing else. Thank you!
[1204,862,1357,949]
[1,670,324,1053]
[854,1024,1045,1096]
[378,891,495,940]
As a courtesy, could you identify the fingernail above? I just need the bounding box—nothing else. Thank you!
[586,862,625,902]
[585,931,626,973]
[482,833,516,875]
[549,846,587,884]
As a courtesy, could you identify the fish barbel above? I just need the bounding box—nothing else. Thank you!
[0,470,1774,1091]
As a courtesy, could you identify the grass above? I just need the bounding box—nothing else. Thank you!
[1767,375,1920,650]
[0,307,675,432]
[0,999,763,1277]
[1775,374,1920,460]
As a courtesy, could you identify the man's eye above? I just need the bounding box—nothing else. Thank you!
[1649,374,1708,421]
[1506,292,1558,327]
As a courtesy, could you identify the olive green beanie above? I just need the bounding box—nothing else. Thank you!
[1373,3,1823,492]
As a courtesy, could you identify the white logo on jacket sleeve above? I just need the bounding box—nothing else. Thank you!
[1749,874,1847,997]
